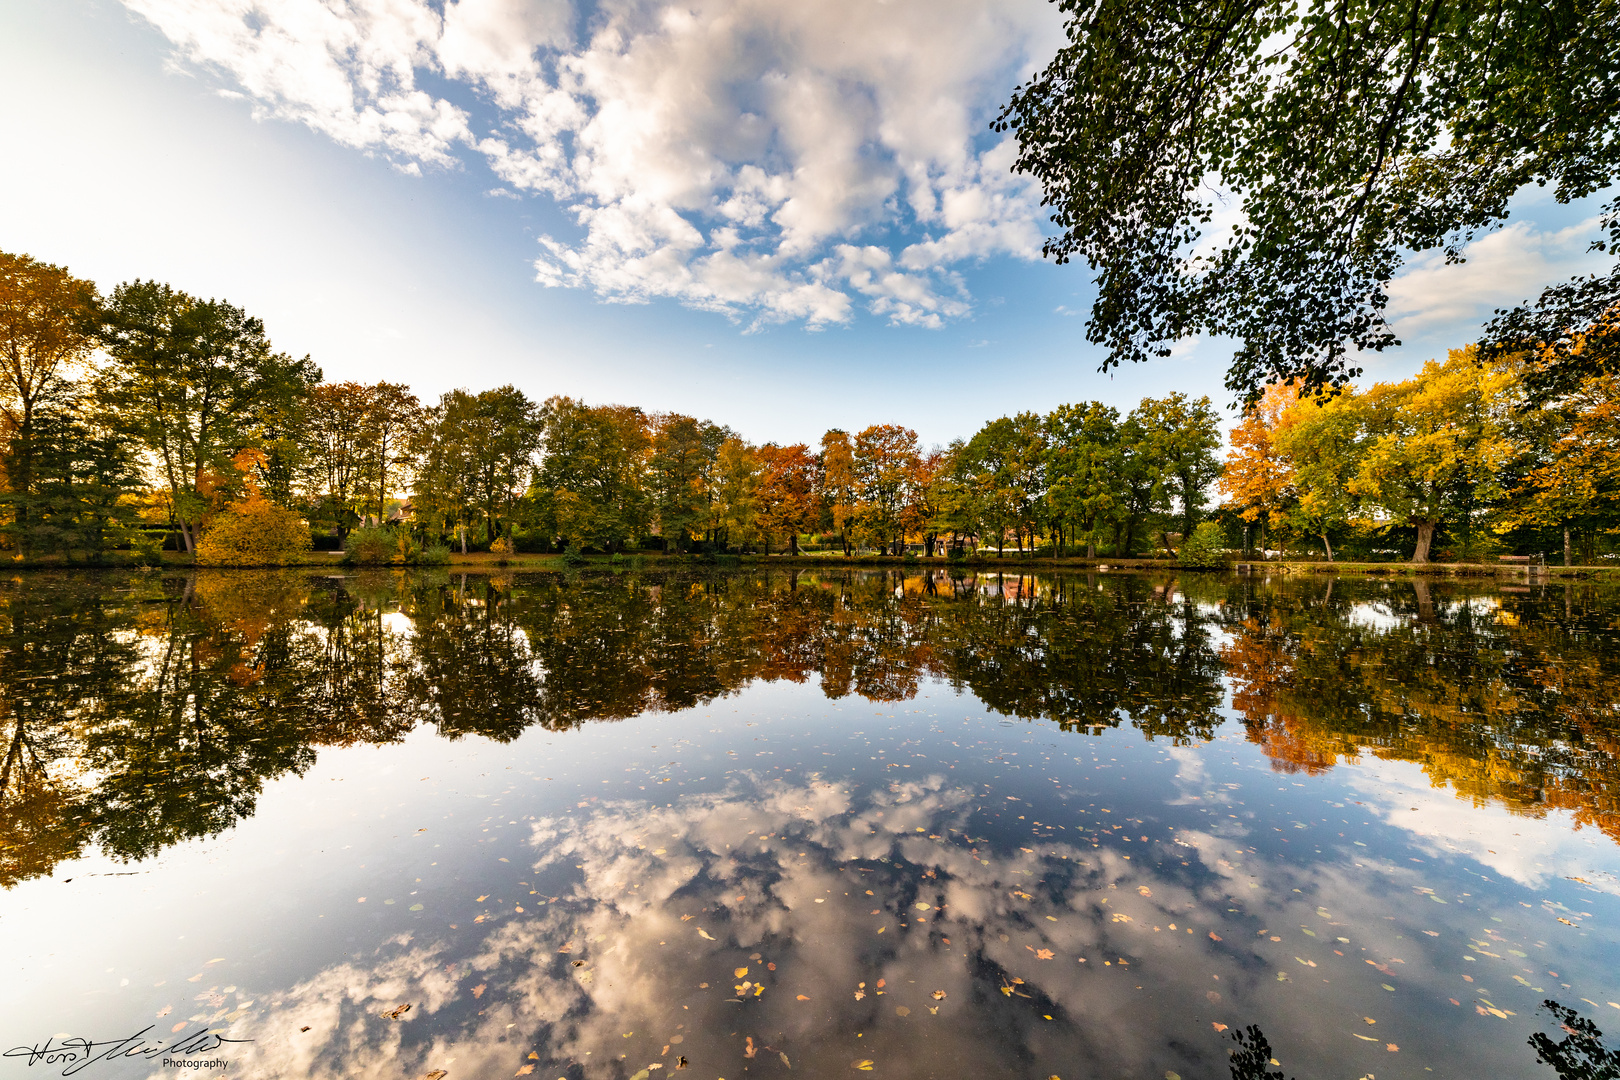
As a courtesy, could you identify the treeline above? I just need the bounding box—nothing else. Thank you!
[0,249,1228,563]
[6,248,1615,565]
[1222,348,1620,564]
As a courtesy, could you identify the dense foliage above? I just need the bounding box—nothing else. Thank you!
[995,0,1620,401]
[5,244,1620,565]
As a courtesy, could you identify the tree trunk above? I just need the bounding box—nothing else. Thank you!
[1411,521,1435,564]
[459,524,467,554]
[1564,526,1572,567]
[1321,533,1334,562]
[790,532,800,555]
[1086,538,1097,559]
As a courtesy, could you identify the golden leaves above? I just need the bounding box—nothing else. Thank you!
[381,1003,412,1020]
[850,1060,874,1071]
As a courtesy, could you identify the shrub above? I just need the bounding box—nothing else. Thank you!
[196,496,312,566]
[946,546,966,562]
[344,526,398,566]
[1178,521,1229,568]
[418,543,451,566]
[561,544,585,566]
[489,535,514,556]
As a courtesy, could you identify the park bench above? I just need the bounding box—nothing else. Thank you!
[1498,554,1545,565]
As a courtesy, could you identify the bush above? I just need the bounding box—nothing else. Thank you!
[418,543,451,566]
[489,535,514,556]
[196,496,312,566]
[946,546,966,562]
[1178,521,1229,568]
[561,544,585,566]
[344,526,399,565]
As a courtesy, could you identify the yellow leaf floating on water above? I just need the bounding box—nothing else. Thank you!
[931,990,947,1000]
[735,967,749,978]
[698,929,716,941]
[851,1060,874,1071]
[516,1067,535,1076]
[1036,949,1054,960]
[1354,1034,1378,1042]
[381,1003,412,1020]
[1138,886,1152,897]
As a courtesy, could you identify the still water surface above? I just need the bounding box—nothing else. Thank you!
[2,568,1618,1079]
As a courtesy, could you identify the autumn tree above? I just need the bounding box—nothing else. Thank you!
[1506,372,1620,564]
[852,424,920,555]
[1272,388,1364,561]
[755,443,817,554]
[818,429,857,555]
[1349,348,1517,562]
[304,381,373,539]
[0,251,100,555]
[713,437,762,549]
[1219,383,1296,556]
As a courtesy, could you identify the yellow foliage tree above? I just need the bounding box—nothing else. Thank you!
[1218,382,1296,554]
[196,450,312,566]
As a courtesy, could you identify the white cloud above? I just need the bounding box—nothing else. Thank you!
[122,0,1061,328]
[1386,218,1611,339]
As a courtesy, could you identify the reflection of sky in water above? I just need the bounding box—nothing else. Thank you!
[5,672,1618,1080]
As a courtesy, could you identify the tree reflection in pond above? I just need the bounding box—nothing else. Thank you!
[1,568,1618,1080]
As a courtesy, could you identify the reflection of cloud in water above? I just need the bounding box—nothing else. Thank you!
[1348,758,1620,896]
[220,774,1585,1079]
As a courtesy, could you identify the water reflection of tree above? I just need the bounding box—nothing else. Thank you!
[1219,577,1620,843]
[7,568,1620,886]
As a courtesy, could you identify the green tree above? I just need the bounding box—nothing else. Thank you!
[99,281,318,552]
[994,0,1620,400]
[1135,393,1223,551]
[530,396,650,551]
[1044,401,1119,557]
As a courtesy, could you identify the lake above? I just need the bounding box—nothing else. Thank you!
[1,568,1616,1080]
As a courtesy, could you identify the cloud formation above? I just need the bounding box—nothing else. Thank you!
[122,0,1061,328]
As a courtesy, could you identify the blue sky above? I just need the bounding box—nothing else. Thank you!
[1,0,1612,448]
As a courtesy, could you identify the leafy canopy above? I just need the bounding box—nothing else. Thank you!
[996,0,1620,401]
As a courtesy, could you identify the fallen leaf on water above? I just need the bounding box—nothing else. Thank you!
[1138,886,1152,897]
[472,984,486,999]
[854,990,866,1001]
[1354,1034,1378,1042]
[931,990,947,1000]
[796,995,811,1001]
[676,1056,688,1069]
[1208,932,1222,942]
[476,896,488,902]
[1036,949,1054,960]
[1363,1017,1376,1025]
[914,903,931,911]
[516,1067,534,1077]
[698,929,716,941]
[1212,1022,1228,1032]
[572,960,585,968]
[172,1023,187,1034]
[680,914,693,921]
[156,1006,172,1018]
[745,1037,757,1059]
[851,1060,874,1071]
[558,942,573,953]
[735,967,749,978]
[381,1004,412,1020]
[528,1052,539,1060]
[896,1006,910,1017]
[298,1026,310,1033]
[779,1051,790,1068]
[1386,1044,1399,1052]
[418,1072,447,1080]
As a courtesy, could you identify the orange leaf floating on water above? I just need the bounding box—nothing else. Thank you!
[1208,932,1222,942]
[1212,1023,1228,1032]
[472,984,486,999]
[1036,949,1054,960]
[381,1003,412,1020]
[1387,1044,1399,1052]
[931,991,947,1000]
[516,1067,535,1077]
